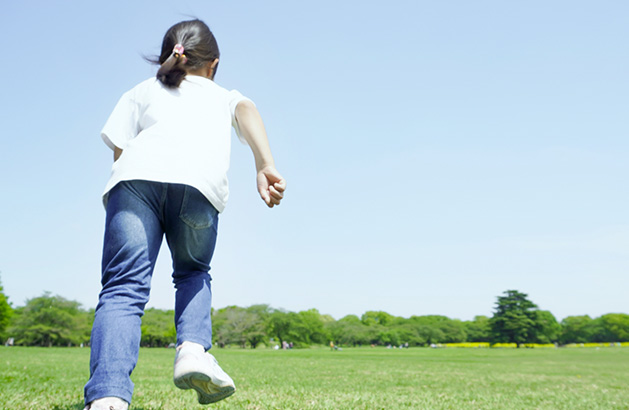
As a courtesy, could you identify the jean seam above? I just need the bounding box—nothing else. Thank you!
[160,183,168,221]
[117,181,158,219]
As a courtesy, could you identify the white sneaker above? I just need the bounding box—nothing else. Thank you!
[83,397,129,410]
[173,342,236,404]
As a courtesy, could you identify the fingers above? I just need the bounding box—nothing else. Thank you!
[257,167,286,208]
[260,190,271,206]
[269,185,283,200]
[273,179,286,192]
[259,184,283,208]
[267,185,283,206]
[257,185,276,208]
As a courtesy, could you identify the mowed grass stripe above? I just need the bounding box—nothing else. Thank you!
[1,347,628,409]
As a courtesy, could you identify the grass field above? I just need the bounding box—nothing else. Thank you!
[1,346,628,410]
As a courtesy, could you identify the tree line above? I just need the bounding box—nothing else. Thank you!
[1,282,627,348]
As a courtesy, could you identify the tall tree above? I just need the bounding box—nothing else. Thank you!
[489,290,538,346]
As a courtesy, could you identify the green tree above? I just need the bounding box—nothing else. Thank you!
[244,304,272,348]
[377,324,420,346]
[464,316,491,342]
[293,309,329,346]
[141,308,176,347]
[592,314,629,342]
[0,274,13,341]
[8,293,90,346]
[531,310,561,344]
[559,315,594,344]
[361,311,395,327]
[265,308,331,348]
[405,315,466,345]
[213,306,265,348]
[439,318,467,343]
[326,315,377,346]
[395,323,429,346]
[267,310,293,347]
[489,290,538,346]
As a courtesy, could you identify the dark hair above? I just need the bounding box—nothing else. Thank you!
[153,19,220,88]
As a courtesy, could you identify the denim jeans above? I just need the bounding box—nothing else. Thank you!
[84,180,219,405]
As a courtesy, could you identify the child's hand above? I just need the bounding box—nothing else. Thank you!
[257,166,286,208]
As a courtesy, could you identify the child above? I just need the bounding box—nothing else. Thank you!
[83,19,286,410]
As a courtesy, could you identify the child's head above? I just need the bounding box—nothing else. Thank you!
[155,19,220,88]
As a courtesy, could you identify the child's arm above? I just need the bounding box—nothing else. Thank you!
[235,100,286,208]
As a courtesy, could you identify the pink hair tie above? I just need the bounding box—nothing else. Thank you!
[173,44,184,55]
[173,44,187,64]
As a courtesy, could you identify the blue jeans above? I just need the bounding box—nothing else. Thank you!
[84,180,219,404]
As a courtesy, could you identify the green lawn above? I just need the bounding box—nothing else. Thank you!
[1,346,628,409]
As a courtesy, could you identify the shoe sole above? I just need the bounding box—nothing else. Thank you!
[174,372,236,404]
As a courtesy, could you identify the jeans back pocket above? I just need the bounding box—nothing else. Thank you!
[179,186,218,230]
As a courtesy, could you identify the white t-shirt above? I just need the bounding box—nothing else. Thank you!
[101,75,253,213]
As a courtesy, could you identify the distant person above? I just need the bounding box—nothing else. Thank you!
[83,19,286,410]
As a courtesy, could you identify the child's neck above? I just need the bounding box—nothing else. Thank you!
[186,60,218,80]
[186,69,213,80]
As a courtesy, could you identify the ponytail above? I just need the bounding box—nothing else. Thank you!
[156,44,188,88]
[150,19,221,89]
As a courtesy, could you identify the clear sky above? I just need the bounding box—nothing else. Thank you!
[1,1,627,322]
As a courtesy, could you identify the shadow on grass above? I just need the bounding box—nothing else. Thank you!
[51,404,83,410]
[51,405,152,410]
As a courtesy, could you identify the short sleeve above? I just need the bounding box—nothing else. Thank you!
[228,90,255,144]
[101,91,139,150]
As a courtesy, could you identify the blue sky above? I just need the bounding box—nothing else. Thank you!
[1,1,627,321]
